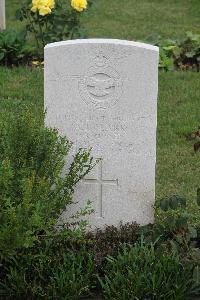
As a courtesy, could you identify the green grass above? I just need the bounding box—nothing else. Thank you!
[6,0,200,39]
[85,0,200,40]
[2,0,200,224]
[157,72,200,224]
[6,0,22,30]
[0,66,43,117]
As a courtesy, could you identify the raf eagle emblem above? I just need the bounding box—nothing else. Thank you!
[78,53,122,109]
[86,76,115,98]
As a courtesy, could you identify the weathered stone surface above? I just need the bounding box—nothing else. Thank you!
[0,0,5,30]
[45,39,159,229]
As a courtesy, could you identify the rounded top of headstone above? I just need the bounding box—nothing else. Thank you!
[45,38,159,52]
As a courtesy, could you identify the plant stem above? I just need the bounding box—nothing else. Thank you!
[27,13,40,51]
[38,21,45,49]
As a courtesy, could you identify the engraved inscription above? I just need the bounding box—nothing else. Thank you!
[82,160,118,217]
[79,53,122,109]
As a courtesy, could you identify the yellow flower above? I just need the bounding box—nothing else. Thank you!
[31,0,40,11]
[39,5,51,16]
[46,0,55,9]
[39,0,53,8]
[71,0,87,12]
[31,60,44,67]
[32,0,40,6]
[32,60,40,65]
[31,6,37,12]
[31,0,54,15]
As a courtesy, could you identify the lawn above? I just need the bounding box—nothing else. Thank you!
[1,0,200,223]
[6,0,200,39]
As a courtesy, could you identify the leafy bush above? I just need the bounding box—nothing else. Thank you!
[150,195,198,257]
[139,195,200,297]
[0,108,96,260]
[99,240,198,300]
[0,29,34,66]
[158,47,174,71]
[16,0,94,55]
[86,222,139,272]
[145,32,200,71]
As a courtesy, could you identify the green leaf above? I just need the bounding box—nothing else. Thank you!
[15,9,24,21]
[172,47,181,57]
[159,199,169,211]
[163,45,176,51]
[170,195,186,210]
[185,51,196,58]
[0,52,4,61]
[175,216,188,229]
[169,196,179,210]
[158,195,186,212]
[188,225,197,239]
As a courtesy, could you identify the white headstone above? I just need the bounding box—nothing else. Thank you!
[0,0,5,30]
[45,39,159,228]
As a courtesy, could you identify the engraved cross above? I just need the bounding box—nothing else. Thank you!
[82,160,118,217]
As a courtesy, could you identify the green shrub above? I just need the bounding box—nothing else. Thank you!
[145,32,200,71]
[158,47,174,71]
[99,240,197,300]
[86,222,139,273]
[0,108,96,260]
[152,195,199,254]
[135,195,199,266]
[0,29,34,66]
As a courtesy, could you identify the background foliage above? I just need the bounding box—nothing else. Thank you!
[0,29,34,66]
[145,32,200,71]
